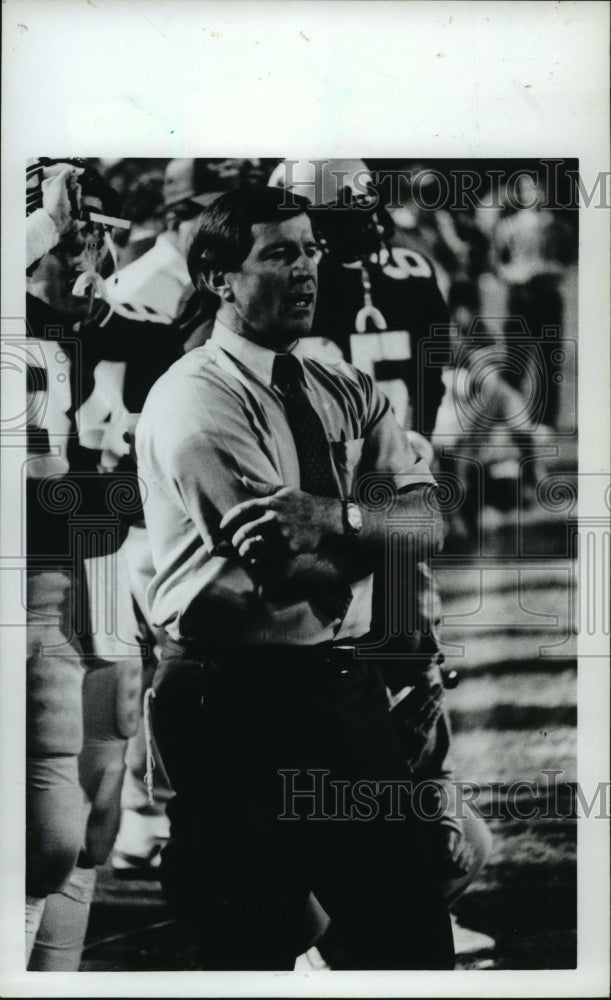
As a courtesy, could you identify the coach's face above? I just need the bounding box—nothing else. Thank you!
[224,213,320,350]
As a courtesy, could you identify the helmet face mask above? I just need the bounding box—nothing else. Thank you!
[269,159,394,264]
[309,191,393,264]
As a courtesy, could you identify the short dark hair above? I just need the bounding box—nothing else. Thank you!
[187,186,310,293]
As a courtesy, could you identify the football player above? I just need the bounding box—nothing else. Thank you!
[25,161,181,969]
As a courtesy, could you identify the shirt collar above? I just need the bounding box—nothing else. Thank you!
[211,318,308,387]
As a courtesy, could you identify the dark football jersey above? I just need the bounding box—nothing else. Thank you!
[309,246,448,437]
[25,294,182,560]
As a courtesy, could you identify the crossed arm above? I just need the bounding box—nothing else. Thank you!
[218,477,444,604]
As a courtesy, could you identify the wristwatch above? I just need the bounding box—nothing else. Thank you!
[341,499,363,537]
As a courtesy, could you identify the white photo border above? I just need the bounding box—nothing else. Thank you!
[1,1,609,997]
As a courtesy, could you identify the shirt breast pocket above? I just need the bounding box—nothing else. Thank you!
[330,436,365,498]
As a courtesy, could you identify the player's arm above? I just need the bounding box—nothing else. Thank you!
[80,300,184,365]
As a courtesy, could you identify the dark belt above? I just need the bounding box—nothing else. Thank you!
[325,643,361,673]
[163,636,362,675]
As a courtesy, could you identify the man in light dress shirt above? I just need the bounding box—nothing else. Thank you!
[136,186,454,970]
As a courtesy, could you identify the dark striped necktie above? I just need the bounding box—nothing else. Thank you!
[272,352,352,623]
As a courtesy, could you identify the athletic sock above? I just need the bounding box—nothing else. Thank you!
[25,895,46,963]
[27,866,97,971]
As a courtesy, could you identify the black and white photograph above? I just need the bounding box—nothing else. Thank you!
[1,3,609,998]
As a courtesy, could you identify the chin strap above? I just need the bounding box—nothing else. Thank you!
[72,224,119,321]
[354,260,388,333]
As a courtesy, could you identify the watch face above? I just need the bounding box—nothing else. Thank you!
[347,502,363,533]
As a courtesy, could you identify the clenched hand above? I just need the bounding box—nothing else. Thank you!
[220,477,341,560]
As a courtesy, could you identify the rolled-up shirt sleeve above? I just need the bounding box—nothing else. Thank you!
[136,362,286,637]
[27,209,60,268]
[359,371,437,489]
[139,373,282,550]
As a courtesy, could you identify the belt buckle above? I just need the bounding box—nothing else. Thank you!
[330,643,357,675]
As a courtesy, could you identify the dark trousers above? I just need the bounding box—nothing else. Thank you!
[152,639,454,971]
